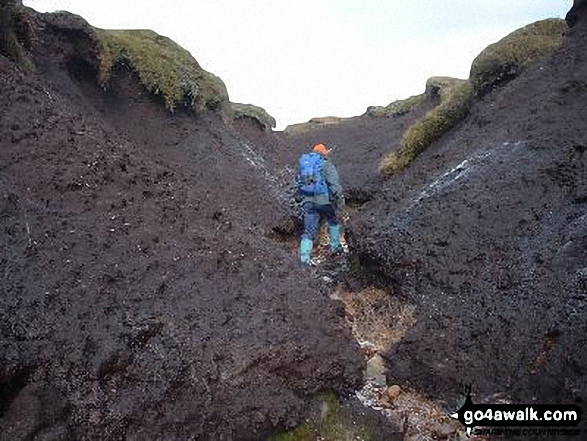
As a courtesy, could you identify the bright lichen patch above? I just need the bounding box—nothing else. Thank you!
[470,18,568,94]
[233,103,277,130]
[380,79,472,176]
[96,29,229,112]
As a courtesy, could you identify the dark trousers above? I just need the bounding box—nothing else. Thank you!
[302,202,339,240]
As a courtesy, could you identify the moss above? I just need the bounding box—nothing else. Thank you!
[284,117,345,135]
[379,19,567,176]
[96,29,229,113]
[364,106,386,118]
[366,79,457,118]
[233,103,277,130]
[425,76,463,99]
[470,19,568,94]
[308,117,341,125]
[269,392,373,441]
[366,93,426,118]
[380,79,472,176]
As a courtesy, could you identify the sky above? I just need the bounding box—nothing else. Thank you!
[24,0,572,130]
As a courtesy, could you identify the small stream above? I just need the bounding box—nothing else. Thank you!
[234,134,471,440]
[310,234,467,441]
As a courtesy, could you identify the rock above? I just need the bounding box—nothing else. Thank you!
[365,354,386,379]
[372,374,387,388]
[385,385,402,400]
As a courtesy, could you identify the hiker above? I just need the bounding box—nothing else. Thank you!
[296,143,345,266]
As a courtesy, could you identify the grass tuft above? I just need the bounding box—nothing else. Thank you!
[96,29,229,113]
[379,19,567,176]
[282,123,313,135]
[283,117,344,135]
[232,102,276,130]
[425,76,463,98]
[366,93,426,118]
[379,79,472,176]
[367,77,459,118]
[308,116,341,125]
[470,18,568,94]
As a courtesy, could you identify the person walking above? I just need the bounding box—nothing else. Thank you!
[296,143,345,266]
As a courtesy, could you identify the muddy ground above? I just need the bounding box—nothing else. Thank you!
[0,10,366,440]
[282,7,587,440]
[1,4,586,441]
[347,7,587,429]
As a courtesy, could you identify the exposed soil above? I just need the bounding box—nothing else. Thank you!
[277,7,587,440]
[348,10,587,432]
[2,4,587,441]
[0,10,364,440]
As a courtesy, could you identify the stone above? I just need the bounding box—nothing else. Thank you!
[365,354,386,379]
[372,374,387,387]
[385,385,402,400]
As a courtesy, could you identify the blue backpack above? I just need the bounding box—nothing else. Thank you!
[298,153,329,197]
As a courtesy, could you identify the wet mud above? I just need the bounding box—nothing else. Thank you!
[2,5,587,441]
[0,11,364,440]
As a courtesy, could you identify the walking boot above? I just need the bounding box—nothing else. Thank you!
[299,238,314,266]
[328,224,344,255]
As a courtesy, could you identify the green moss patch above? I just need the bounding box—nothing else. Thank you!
[233,103,276,130]
[470,19,567,94]
[425,76,464,99]
[366,77,459,119]
[96,29,229,112]
[366,93,426,118]
[269,393,373,441]
[379,19,568,176]
[283,117,345,135]
[380,79,472,176]
[308,117,341,125]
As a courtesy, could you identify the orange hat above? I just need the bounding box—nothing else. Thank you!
[313,143,329,157]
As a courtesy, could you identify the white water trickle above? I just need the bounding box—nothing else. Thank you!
[398,141,527,225]
[232,134,292,203]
